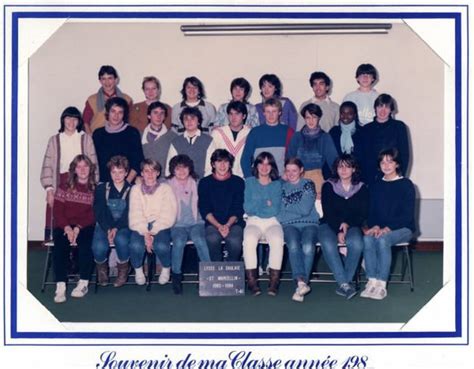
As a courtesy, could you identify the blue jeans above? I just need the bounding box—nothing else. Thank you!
[171,224,210,274]
[129,229,171,269]
[318,223,364,285]
[91,225,131,263]
[206,224,243,262]
[363,227,413,281]
[283,225,318,283]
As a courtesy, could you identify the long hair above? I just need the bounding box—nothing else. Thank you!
[330,154,362,185]
[167,154,199,180]
[59,106,84,133]
[252,151,279,180]
[67,154,96,191]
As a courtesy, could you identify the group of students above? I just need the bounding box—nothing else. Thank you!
[40,63,415,304]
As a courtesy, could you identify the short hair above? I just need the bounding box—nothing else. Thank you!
[300,103,323,119]
[263,97,282,113]
[105,96,129,123]
[251,151,279,180]
[374,93,396,113]
[98,65,118,79]
[355,63,378,81]
[331,154,362,185]
[147,101,168,118]
[258,74,282,97]
[226,101,248,124]
[140,158,161,173]
[309,71,331,87]
[59,106,84,133]
[230,77,251,102]
[210,149,235,173]
[339,101,360,124]
[179,106,203,126]
[167,154,199,180]
[180,76,205,100]
[284,157,304,170]
[378,148,402,175]
[67,154,96,191]
[141,76,161,91]
[106,155,129,172]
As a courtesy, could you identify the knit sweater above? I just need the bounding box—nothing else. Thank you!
[342,89,379,126]
[244,177,282,218]
[142,127,177,177]
[211,125,250,178]
[93,181,131,231]
[53,182,95,229]
[320,181,369,233]
[128,183,177,236]
[277,179,319,228]
[215,102,260,128]
[198,174,245,228]
[171,100,217,133]
[367,177,416,232]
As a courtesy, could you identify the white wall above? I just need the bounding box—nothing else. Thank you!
[28,21,444,240]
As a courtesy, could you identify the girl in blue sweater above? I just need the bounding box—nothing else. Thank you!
[362,148,415,300]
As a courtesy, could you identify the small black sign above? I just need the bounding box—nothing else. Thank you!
[199,261,245,297]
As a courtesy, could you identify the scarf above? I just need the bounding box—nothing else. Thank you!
[96,87,126,112]
[340,121,356,154]
[168,177,199,221]
[105,121,128,134]
[301,124,322,150]
[327,178,363,199]
[142,124,167,145]
[141,182,160,195]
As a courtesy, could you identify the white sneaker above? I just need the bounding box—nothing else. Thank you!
[54,282,66,303]
[135,267,146,285]
[158,267,170,285]
[360,279,377,298]
[371,285,388,300]
[71,279,89,298]
[292,289,305,302]
[296,281,311,296]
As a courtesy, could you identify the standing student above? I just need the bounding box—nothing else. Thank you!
[52,154,97,303]
[243,152,284,296]
[361,148,415,300]
[329,101,363,157]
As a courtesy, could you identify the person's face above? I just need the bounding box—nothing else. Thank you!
[185,82,199,101]
[380,155,399,178]
[263,105,281,125]
[376,104,392,122]
[337,161,355,182]
[213,159,231,177]
[257,158,272,177]
[148,107,166,128]
[174,164,190,181]
[231,86,246,102]
[108,105,124,126]
[75,160,90,183]
[228,109,245,129]
[141,164,159,186]
[99,73,117,94]
[356,73,375,88]
[340,106,356,125]
[63,116,79,134]
[311,78,329,99]
[304,111,320,129]
[285,164,303,184]
[261,81,276,99]
[110,166,127,185]
[183,114,199,133]
[143,81,160,101]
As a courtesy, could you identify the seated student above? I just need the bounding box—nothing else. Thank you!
[318,154,368,300]
[92,96,144,184]
[166,107,215,179]
[92,155,132,288]
[361,148,415,300]
[300,71,339,132]
[83,65,133,134]
[255,74,298,131]
[198,149,245,262]
[167,154,211,295]
[277,158,319,303]
[142,101,177,177]
[287,103,338,198]
[215,77,260,128]
[171,76,216,133]
[129,76,173,132]
[243,152,283,296]
[52,154,97,303]
[359,94,410,186]
[343,63,379,126]
[241,98,294,177]
[128,159,177,286]
[212,101,251,178]
[329,101,363,156]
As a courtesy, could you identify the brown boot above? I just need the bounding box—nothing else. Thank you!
[96,261,109,286]
[268,268,281,296]
[245,269,262,296]
[114,261,130,288]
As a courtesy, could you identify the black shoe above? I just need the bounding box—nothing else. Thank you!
[172,273,183,295]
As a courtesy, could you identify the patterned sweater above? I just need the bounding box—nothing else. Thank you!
[53,182,95,229]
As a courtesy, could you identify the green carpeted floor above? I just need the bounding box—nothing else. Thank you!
[27,247,443,323]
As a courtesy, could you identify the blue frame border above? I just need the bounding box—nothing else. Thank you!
[4,5,466,342]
